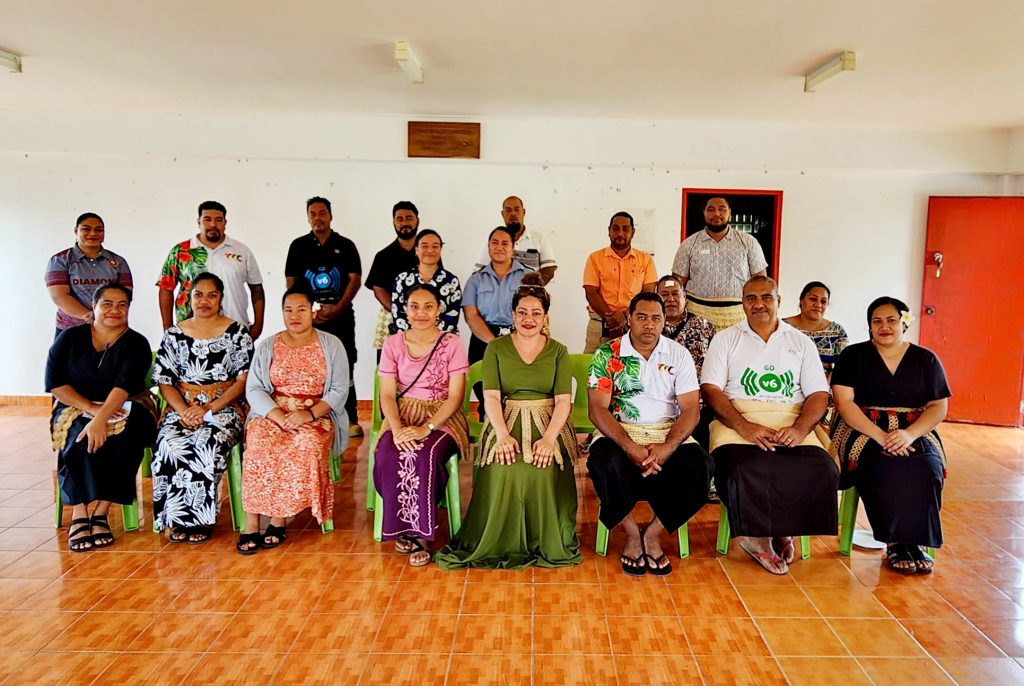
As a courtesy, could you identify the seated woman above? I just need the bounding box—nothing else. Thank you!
[374,284,470,566]
[45,282,157,552]
[783,281,849,379]
[390,230,463,335]
[436,279,581,569]
[240,285,350,554]
[151,272,253,544]
[831,296,950,574]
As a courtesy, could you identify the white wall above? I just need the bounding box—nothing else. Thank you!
[0,111,1004,397]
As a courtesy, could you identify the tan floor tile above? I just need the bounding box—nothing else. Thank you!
[901,618,1004,657]
[670,583,748,617]
[756,617,848,656]
[684,616,769,656]
[0,578,52,609]
[45,610,156,650]
[274,653,369,684]
[129,611,235,651]
[1,650,116,685]
[616,655,703,685]
[360,652,450,685]
[803,584,889,618]
[462,581,533,615]
[534,582,606,614]
[262,552,343,581]
[858,657,955,685]
[314,580,395,613]
[694,655,787,685]
[95,651,204,684]
[246,580,326,613]
[534,614,610,654]
[662,558,731,585]
[871,584,962,618]
[213,611,309,653]
[0,651,34,682]
[736,585,818,617]
[290,611,383,653]
[373,613,457,653]
[777,657,872,685]
[607,614,689,655]
[719,556,799,586]
[789,558,858,586]
[447,653,532,686]
[180,651,285,685]
[0,550,79,579]
[385,579,465,614]
[17,577,110,611]
[60,551,154,579]
[454,613,532,653]
[534,654,618,685]
[90,577,186,612]
[0,610,82,649]
[828,618,926,657]
[974,618,1024,657]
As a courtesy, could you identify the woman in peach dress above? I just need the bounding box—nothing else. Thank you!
[240,285,350,553]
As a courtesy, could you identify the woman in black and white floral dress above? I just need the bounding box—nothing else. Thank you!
[151,272,253,543]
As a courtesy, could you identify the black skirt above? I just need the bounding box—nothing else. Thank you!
[587,438,713,532]
[714,444,838,538]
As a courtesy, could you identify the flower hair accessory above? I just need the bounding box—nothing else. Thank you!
[311,302,322,313]
[900,310,915,327]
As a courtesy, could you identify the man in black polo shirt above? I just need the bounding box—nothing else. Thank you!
[364,201,420,361]
[285,196,363,437]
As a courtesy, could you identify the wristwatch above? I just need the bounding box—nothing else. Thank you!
[427,422,436,432]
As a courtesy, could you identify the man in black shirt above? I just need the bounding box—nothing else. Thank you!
[285,196,363,437]
[364,201,420,361]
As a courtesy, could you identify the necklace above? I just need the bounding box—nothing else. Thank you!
[95,327,128,368]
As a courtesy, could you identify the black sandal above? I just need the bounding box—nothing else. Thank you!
[885,544,917,575]
[187,526,212,545]
[642,538,673,576]
[68,517,93,553]
[620,551,647,577]
[261,524,286,549]
[169,527,190,543]
[236,532,260,556]
[908,545,934,575]
[90,514,115,548]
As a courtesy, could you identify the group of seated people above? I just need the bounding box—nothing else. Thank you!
[46,263,949,579]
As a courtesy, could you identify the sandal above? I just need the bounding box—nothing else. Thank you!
[394,536,417,555]
[885,544,917,575]
[775,537,796,565]
[90,514,115,549]
[407,539,432,567]
[169,527,190,543]
[236,532,260,556]
[261,524,286,549]
[67,517,93,553]
[620,550,647,577]
[187,526,212,545]
[642,537,672,576]
[908,545,934,575]
[739,540,788,575]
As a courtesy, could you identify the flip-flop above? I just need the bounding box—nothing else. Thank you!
[776,537,796,564]
[641,537,672,576]
[885,544,918,575]
[407,539,432,567]
[620,551,647,577]
[908,545,934,575]
[395,536,417,555]
[739,541,788,575]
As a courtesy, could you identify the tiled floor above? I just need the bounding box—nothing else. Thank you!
[0,405,1023,684]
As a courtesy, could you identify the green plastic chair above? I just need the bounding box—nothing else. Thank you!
[55,486,139,531]
[716,503,811,559]
[372,451,461,542]
[464,361,485,444]
[595,507,690,558]
[568,354,596,435]
[838,487,935,558]
[366,368,385,510]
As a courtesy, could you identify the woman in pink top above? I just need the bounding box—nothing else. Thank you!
[374,284,470,566]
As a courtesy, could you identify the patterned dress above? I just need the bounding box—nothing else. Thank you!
[151,322,253,530]
[243,336,335,523]
[785,319,849,376]
[662,311,717,377]
[390,268,463,334]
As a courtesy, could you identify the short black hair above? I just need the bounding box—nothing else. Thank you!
[282,282,315,307]
[743,275,778,295]
[656,274,681,290]
[191,271,225,295]
[628,291,665,315]
[866,296,910,325]
[799,281,831,300]
[488,226,516,243]
[393,201,419,217]
[306,196,332,214]
[92,281,132,305]
[75,212,103,228]
[609,211,634,228]
[197,200,226,218]
[414,229,443,249]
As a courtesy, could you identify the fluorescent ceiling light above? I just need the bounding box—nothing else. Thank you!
[0,47,21,73]
[804,51,855,92]
[394,40,423,84]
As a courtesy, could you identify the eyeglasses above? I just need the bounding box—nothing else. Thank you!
[516,285,547,296]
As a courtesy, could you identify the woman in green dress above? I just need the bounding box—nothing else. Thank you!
[436,279,581,569]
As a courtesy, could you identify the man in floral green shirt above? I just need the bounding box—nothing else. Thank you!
[587,292,713,577]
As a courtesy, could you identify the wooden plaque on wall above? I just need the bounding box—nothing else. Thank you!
[408,122,481,159]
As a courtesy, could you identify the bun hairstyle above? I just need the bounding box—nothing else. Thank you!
[866,295,911,331]
[405,282,442,305]
[512,272,551,313]
[281,281,315,307]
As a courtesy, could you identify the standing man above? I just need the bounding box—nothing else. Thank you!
[657,274,718,451]
[701,276,837,575]
[158,200,265,338]
[671,197,767,331]
[364,201,420,360]
[285,196,363,437]
[581,211,657,353]
[587,292,713,576]
[473,195,557,284]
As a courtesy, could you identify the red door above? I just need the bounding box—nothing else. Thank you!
[920,197,1024,427]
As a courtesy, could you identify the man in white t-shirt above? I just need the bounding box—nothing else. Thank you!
[701,276,837,576]
[472,195,557,284]
[587,292,713,577]
[157,200,265,337]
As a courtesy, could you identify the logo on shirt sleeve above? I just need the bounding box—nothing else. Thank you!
[741,367,794,398]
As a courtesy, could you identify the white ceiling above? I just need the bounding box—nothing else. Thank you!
[2,0,1023,130]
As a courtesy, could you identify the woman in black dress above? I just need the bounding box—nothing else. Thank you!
[45,282,158,551]
[830,296,950,574]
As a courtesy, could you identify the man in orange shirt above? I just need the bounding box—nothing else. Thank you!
[582,212,658,353]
